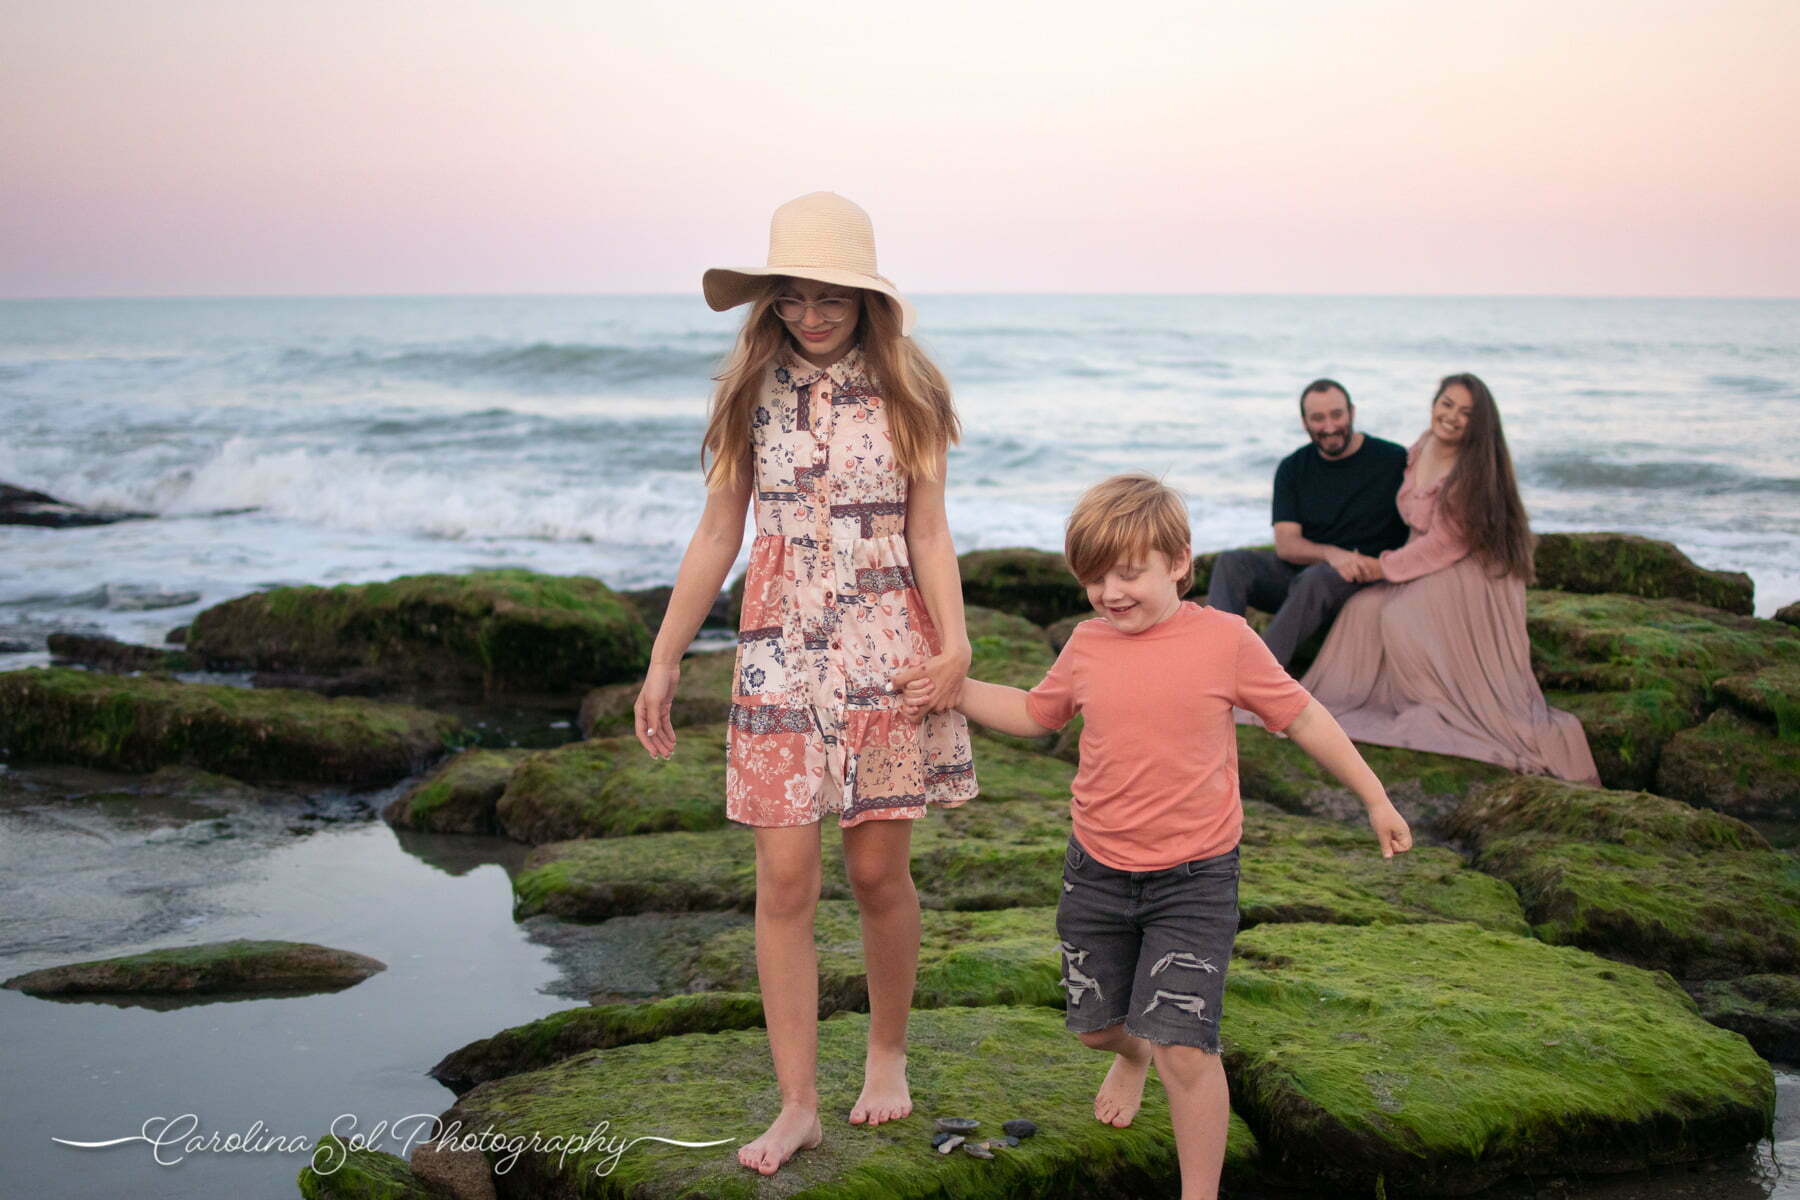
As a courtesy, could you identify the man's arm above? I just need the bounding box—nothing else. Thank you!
[1273,522,1381,581]
[1280,699,1412,856]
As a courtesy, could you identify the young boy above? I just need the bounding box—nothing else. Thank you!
[895,473,1411,1200]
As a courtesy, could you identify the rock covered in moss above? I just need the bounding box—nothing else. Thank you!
[5,939,385,996]
[1532,532,1754,614]
[1686,974,1800,1062]
[578,649,735,738]
[430,991,766,1095]
[1655,707,1800,820]
[296,1135,435,1199]
[384,748,534,834]
[0,667,461,785]
[958,547,1087,626]
[1544,687,1697,793]
[1235,724,1510,831]
[188,570,651,695]
[1778,601,1800,629]
[616,584,732,636]
[1225,921,1773,1194]
[496,728,728,844]
[1714,661,1800,733]
[46,632,193,674]
[441,1006,1262,1198]
[1447,776,1799,978]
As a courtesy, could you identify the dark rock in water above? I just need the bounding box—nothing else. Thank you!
[165,625,188,645]
[47,632,191,674]
[1686,975,1800,1062]
[617,584,732,636]
[249,669,385,697]
[1003,1119,1038,1139]
[1533,531,1754,615]
[1778,601,1800,628]
[0,638,28,654]
[958,547,1087,626]
[935,1116,980,1134]
[3,938,384,996]
[187,569,651,696]
[0,667,462,786]
[0,482,152,529]
[579,649,734,738]
[384,747,534,836]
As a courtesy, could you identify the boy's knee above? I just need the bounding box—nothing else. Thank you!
[1076,1027,1124,1051]
[1150,1041,1224,1083]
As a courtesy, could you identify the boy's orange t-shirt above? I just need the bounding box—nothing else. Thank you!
[1024,601,1311,872]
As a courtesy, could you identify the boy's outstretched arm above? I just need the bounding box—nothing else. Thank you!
[1282,699,1413,857]
[892,667,1057,740]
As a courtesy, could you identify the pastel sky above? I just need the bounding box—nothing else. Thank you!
[4,0,1796,297]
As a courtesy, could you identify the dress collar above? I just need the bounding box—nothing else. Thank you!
[779,345,867,389]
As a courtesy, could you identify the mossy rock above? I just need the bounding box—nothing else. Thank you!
[46,632,194,674]
[1447,776,1799,978]
[0,667,461,786]
[497,728,729,844]
[1044,614,1082,653]
[1526,589,1796,701]
[1713,661,1800,737]
[617,584,733,637]
[964,607,1058,752]
[579,650,737,739]
[384,748,533,834]
[1545,687,1699,792]
[188,569,651,695]
[430,991,766,1095]
[1686,974,1800,1062]
[1655,707,1800,821]
[1225,921,1774,1194]
[1532,532,1754,615]
[958,547,1087,626]
[296,1135,433,1199]
[440,1005,1262,1199]
[4,939,384,996]
[1777,601,1800,629]
[1235,724,1511,831]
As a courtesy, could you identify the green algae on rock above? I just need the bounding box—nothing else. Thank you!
[296,1135,434,1200]
[578,649,736,738]
[1714,661,1800,735]
[1545,687,1697,793]
[1235,724,1510,830]
[1532,532,1755,615]
[0,667,461,785]
[958,547,1088,626]
[1656,706,1800,821]
[384,747,534,835]
[1225,921,1774,1195]
[430,992,766,1095]
[440,1006,1262,1199]
[1686,974,1800,1062]
[497,728,729,844]
[1447,776,1799,978]
[188,569,651,694]
[4,939,385,996]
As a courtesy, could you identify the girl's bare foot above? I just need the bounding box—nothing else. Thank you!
[1095,1050,1150,1127]
[848,1051,912,1126]
[737,1104,822,1175]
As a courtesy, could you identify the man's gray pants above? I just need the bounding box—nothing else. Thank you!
[1204,549,1366,669]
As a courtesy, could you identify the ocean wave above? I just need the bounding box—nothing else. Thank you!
[1706,374,1789,396]
[275,341,727,391]
[1529,456,1800,495]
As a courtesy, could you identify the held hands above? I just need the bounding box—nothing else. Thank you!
[1326,546,1384,584]
[1367,798,1413,858]
[633,662,681,759]
[891,663,938,723]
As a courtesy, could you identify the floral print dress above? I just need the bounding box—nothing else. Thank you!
[725,347,977,827]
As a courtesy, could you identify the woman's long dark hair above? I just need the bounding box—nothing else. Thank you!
[1437,373,1535,581]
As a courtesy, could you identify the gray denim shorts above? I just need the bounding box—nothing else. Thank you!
[1055,834,1240,1053]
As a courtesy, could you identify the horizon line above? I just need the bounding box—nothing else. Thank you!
[4,289,1798,303]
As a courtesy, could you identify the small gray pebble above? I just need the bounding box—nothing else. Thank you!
[994,1135,1021,1148]
[963,1140,995,1159]
[936,1135,964,1155]
[930,1131,955,1148]
[935,1117,980,1134]
[1002,1119,1038,1139]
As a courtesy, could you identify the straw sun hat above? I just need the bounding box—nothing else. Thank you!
[702,192,917,337]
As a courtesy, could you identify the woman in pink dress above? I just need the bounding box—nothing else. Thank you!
[632,193,977,1175]
[1298,373,1600,785]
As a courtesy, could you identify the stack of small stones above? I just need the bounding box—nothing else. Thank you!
[931,1117,1038,1158]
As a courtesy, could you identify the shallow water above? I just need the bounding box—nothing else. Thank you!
[0,770,1793,1199]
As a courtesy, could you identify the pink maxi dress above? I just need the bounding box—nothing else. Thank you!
[724,348,979,827]
[1298,439,1600,785]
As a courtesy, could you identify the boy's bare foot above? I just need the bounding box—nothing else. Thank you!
[1095,1050,1150,1127]
[848,1051,912,1126]
[738,1104,822,1175]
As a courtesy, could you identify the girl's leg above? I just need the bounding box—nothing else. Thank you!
[1150,1043,1230,1200]
[840,815,919,1126]
[739,823,825,1175]
[1075,1025,1153,1127]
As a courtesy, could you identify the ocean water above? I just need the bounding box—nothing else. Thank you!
[1,294,1797,661]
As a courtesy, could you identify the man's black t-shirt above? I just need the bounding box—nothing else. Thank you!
[1271,436,1411,557]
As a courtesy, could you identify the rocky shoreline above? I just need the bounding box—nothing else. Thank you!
[2,531,1795,1198]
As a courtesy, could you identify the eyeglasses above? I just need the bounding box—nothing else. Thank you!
[773,296,856,324]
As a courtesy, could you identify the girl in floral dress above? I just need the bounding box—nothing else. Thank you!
[633,192,977,1176]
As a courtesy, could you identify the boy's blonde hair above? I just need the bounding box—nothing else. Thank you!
[1065,473,1194,593]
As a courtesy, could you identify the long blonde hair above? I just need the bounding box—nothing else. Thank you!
[701,279,960,491]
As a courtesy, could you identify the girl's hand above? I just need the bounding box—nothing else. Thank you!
[920,647,970,714]
[890,664,934,721]
[634,662,681,759]
[1367,800,1413,858]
